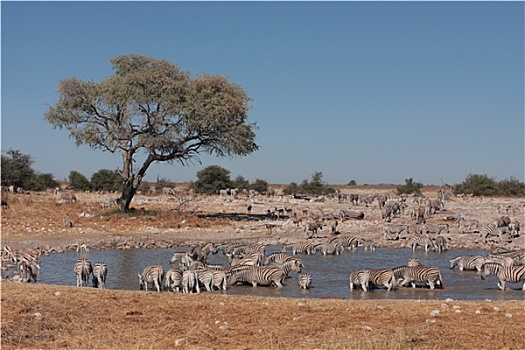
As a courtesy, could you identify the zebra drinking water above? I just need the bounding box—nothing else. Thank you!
[480,263,525,291]
[449,256,485,272]
[138,265,164,292]
[411,235,436,252]
[349,269,371,291]
[299,273,312,289]
[393,265,444,290]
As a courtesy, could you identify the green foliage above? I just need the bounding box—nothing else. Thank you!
[347,180,357,186]
[191,165,232,194]
[454,173,525,196]
[232,175,250,190]
[284,172,335,196]
[69,171,91,191]
[44,54,258,211]
[397,178,423,195]
[1,150,58,191]
[91,169,121,192]
[283,182,300,195]
[250,179,268,194]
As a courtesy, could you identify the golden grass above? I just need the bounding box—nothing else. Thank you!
[2,282,524,350]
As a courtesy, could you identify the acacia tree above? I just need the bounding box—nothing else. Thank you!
[45,54,258,211]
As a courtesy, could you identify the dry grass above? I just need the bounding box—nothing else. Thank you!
[2,282,524,350]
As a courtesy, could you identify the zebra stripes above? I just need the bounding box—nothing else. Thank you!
[449,256,484,272]
[226,265,286,288]
[480,226,511,243]
[421,223,449,235]
[481,263,525,291]
[368,269,396,291]
[92,262,108,289]
[393,265,444,290]
[281,242,315,255]
[299,273,312,289]
[138,265,164,292]
[349,269,370,291]
[74,258,93,287]
[383,224,410,240]
[411,235,435,252]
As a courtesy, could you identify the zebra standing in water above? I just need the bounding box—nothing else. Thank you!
[411,235,436,252]
[449,256,485,272]
[349,269,370,291]
[164,266,183,292]
[92,262,108,289]
[434,235,450,253]
[393,264,444,289]
[74,258,93,287]
[368,268,397,291]
[481,263,525,291]
[281,242,315,255]
[226,265,287,288]
[138,265,164,292]
[299,273,312,289]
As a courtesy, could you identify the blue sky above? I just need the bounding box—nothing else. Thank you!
[2,2,524,186]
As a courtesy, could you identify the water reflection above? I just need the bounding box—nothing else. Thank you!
[7,246,524,301]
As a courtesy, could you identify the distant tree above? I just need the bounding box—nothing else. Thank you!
[397,178,423,195]
[26,173,59,191]
[91,169,121,192]
[282,182,300,195]
[453,173,498,196]
[232,175,250,190]
[68,171,91,191]
[191,165,232,194]
[45,54,258,211]
[498,176,525,196]
[250,179,268,194]
[300,172,335,196]
[1,149,35,188]
[347,180,357,186]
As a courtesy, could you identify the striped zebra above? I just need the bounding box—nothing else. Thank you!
[349,269,370,291]
[230,251,263,266]
[383,224,410,240]
[74,258,93,287]
[227,244,266,260]
[138,265,164,292]
[195,269,214,292]
[187,242,219,264]
[329,235,360,251]
[359,238,376,251]
[481,263,525,291]
[182,270,200,293]
[281,242,315,255]
[449,256,485,272]
[484,255,515,267]
[299,273,312,289]
[434,235,450,253]
[226,265,286,288]
[421,223,449,235]
[92,262,107,289]
[264,252,304,267]
[368,269,397,291]
[411,235,435,252]
[169,252,193,268]
[407,257,422,266]
[393,265,444,289]
[481,225,511,243]
[313,242,342,256]
[164,266,183,292]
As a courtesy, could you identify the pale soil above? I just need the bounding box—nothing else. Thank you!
[1,186,525,349]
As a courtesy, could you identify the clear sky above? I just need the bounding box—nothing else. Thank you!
[2,1,524,186]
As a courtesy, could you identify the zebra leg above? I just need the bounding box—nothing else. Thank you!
[498,280,505,291]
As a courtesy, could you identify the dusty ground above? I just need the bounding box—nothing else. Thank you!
[1,186,524,349]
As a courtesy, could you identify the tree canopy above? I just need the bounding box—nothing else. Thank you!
[45,54,258,211]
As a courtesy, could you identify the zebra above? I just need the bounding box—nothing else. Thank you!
[481,225,511,243]
[182,270,200,293]
[299,273,312,289]
[313,242,342,256]
[169,252,194,268]
[393,265,444,289]
[368,268,397,291]
[230,251,263,267]
[264,252,304,268]
[187,242,218,264]
[92,262,108,289]
[138,265,164,292]
[407,257,422,266]
[329,235,360,251]
[279,259,303,282]
[458,218,479,231]
[305,221,324,238]
[421,223,449,235]
[383,224,410,240]
[449,256,485,272]
[411,235,436,252]
[349,269,370,291]
[434,235,450,253]
[227,243,266,259]
[226,265,286,288]
[164,266,183,292]
[74,258,93,287]
[480,263,525,291]
[484,255,515,267]
[281,242,315,255]
[359,238,376,251]
[195,269,214,292]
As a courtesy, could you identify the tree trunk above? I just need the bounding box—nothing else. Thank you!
[118,179,138,212]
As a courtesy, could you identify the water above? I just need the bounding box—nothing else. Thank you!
[9,247,525,300]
